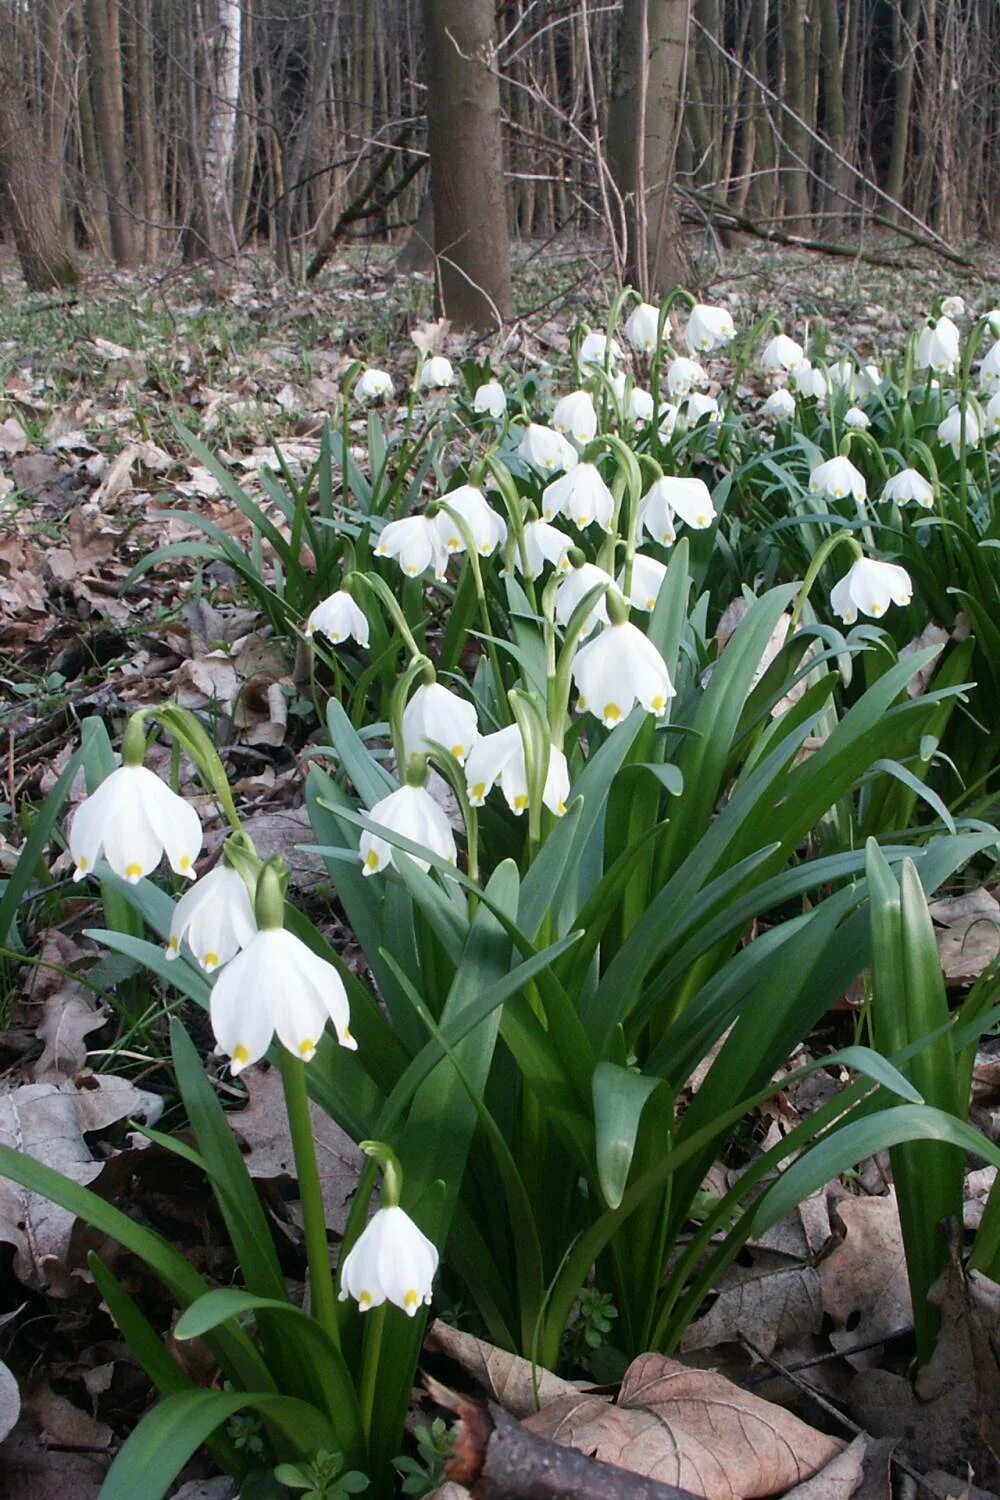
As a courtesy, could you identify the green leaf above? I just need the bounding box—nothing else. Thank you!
[592,1062,663,1210]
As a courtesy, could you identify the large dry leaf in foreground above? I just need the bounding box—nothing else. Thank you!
[426,1320,580,1418]
[524,1354,841,1500]
[817,1192,912,1363]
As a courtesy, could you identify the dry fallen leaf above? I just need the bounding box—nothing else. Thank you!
[524,1353,842,1499]
[927,887,1000,985]
[817,1192,912,1364]
[779,1434,868,1500]
[681,1260,824,1359]
[0,1359,20,1444]
[426,1321,580,1418]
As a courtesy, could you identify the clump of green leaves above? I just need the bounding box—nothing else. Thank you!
[392,1419,455,1496]
[274,1449,369,1499]
[563,1287,621,1379]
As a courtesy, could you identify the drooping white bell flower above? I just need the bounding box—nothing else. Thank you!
[356,367,394,402]
[402,682,479,765]
[465,724,569,816]
[624,301,662,352]
[419,355,454,390]
[843,406,871,430]
[789,360,825,400]
[573,621,676,727]
[941,295,965,319]
[616,553,667,612]
[578,331,623,368]
[210,924,356,1072]
[473,380,506,419]
[658,403,680,438]
[881,469,934,509]
[761,334,805,374]
[542,463,614,532]
[685,392,721,424]
[552,390,598,445]
[937,402,982,456]
[554,561,617,636]
[518,423,579,474]
[916,316,960,374]
[627,387,655,422]
[338,1204,438,1317]
[856,364,883,398]
[985,310,1000,339]
[984,390,1000,433]
[829,556,913,624]
[305,589,370,646]
[685,302,736,353]
[375,515,449,580]
[809,455,867,503]
[639,476,716,540]
[70,762,202,885]
[433,485,508,556]
[979,341,1000,391]
[665,356,707,397]
[515,519,573,579]
[359,783,457,876]
[762,388,796,420]
[166,862,256,972]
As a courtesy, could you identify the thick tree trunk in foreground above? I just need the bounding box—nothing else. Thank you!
[608,0,691,298]
[0,18,77,289]
[423,0,512,330]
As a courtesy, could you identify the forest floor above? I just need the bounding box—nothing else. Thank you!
[2,233,1000,1499]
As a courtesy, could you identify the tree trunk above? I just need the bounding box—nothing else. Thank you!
[85,0,137,266]
[131,0,160,261]
[818,0,849,229]
[780,0,812,227]
[0,14,77,289]
[608,0,691,298]
[886,0,921,214]
[423,0,512,330]
[200,0,242,261]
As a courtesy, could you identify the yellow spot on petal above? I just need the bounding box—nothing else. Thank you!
[203,951,220,972]
[472,783,486,801]
[405,565,418,576]
[342,1028,354,1046]
[603,704,622,723]
[451,745,464,759]
[576,515,588,527]
[646,598,656,610]
[331,631,342,643]
[404,1290,419,1310]
[365,849,381,871]
[375,545,388,556]
[870,602,884,615]
[514,794,529,811]
[233,1044,250,1065]
[125,862,143,882]
[446,538,460,550]
[696,514,709,526]
[577,694,587,709]
[651,696,666,713]
[359,1291,372,1308]
[557,800,567,815]
[167,935,180,953]
[833,488,845,498]
[77,856,89,873]
[179,855,192,872]
[298,1038,315,1059]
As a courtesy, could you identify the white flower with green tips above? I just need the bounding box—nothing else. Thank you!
[639,476,716,538]
[434,485,507,556]
[573,622,676,728]
[516,519,573,579]
[465,725,569,816]
[339,1205,438,1317]
[359,783,457,877]
[473,379,506,418]
[881,469,934,509]
[166,863,256,972]
[518,422,579,474]
[624,301,662,352]
[809,455,867,503]
[829,557,913,624]
[69,761,202,886]
[305,589,369,646]
[542,463,614,532]
[552,390,598,444]
[685,302,735,353]
[554,561,617,636]
[402,682,479,766]
[617,554,667,613]
[375,515,449,580]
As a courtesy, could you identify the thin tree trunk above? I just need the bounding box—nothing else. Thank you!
[200,0,242,262]
[886,0,921,215]
[818,0,848,229]
[86,0,137,266]
[132,0,160,261]
[780,0,811,227]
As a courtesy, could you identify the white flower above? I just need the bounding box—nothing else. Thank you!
[828,360,858,393]
[790,360,826,400]
[305,589,369,646]
[627,387,655,422]
[518,423,578,474]
[402,683,479,765]
[339,1204,438,1316]
[356,367,394,402]
[916,316,960,374]
[69,763,202,885]
[515,519,573,579]
[465,724,569,816]
[552,390,598,444]
[941,295,965,319]
[830,556,913,624]
[617,553,667,612]
[985,390,1000,433]
[761,334,805,374]
[624,302,662,352]
[210,926,355,1072]
[809,455,867,503]
[375,515,448,580]
[843,406,870,430]
[473,380,506,418]
[360,783,457,876]
[763,388,796,420]
[658,403,679,438]
[937,402,981,456]
[166,863,256,972]
[639,476,716,540]
[882,469,934,509]
[573,622,675,727]
[434,485,507,556]
[419,356,454,390]
[665,356,706,397]
[856,365,883,399]
[979,341,1000,391]
[685,302,736,353]
[685,392,720,424]
[579,331,623,368]
[554,562,617,636]
[542,463,614,531]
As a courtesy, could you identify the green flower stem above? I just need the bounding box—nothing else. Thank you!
[484,454,533,601]
[347,570,424,663]
[438,502,506,709]
[357,1302,386,1443]
[277,1047,341,1350]
[151,705,243,835]
[789,531,864,633]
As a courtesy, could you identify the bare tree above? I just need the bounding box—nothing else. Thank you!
[423,0,512,329]
[85,0,137,267]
